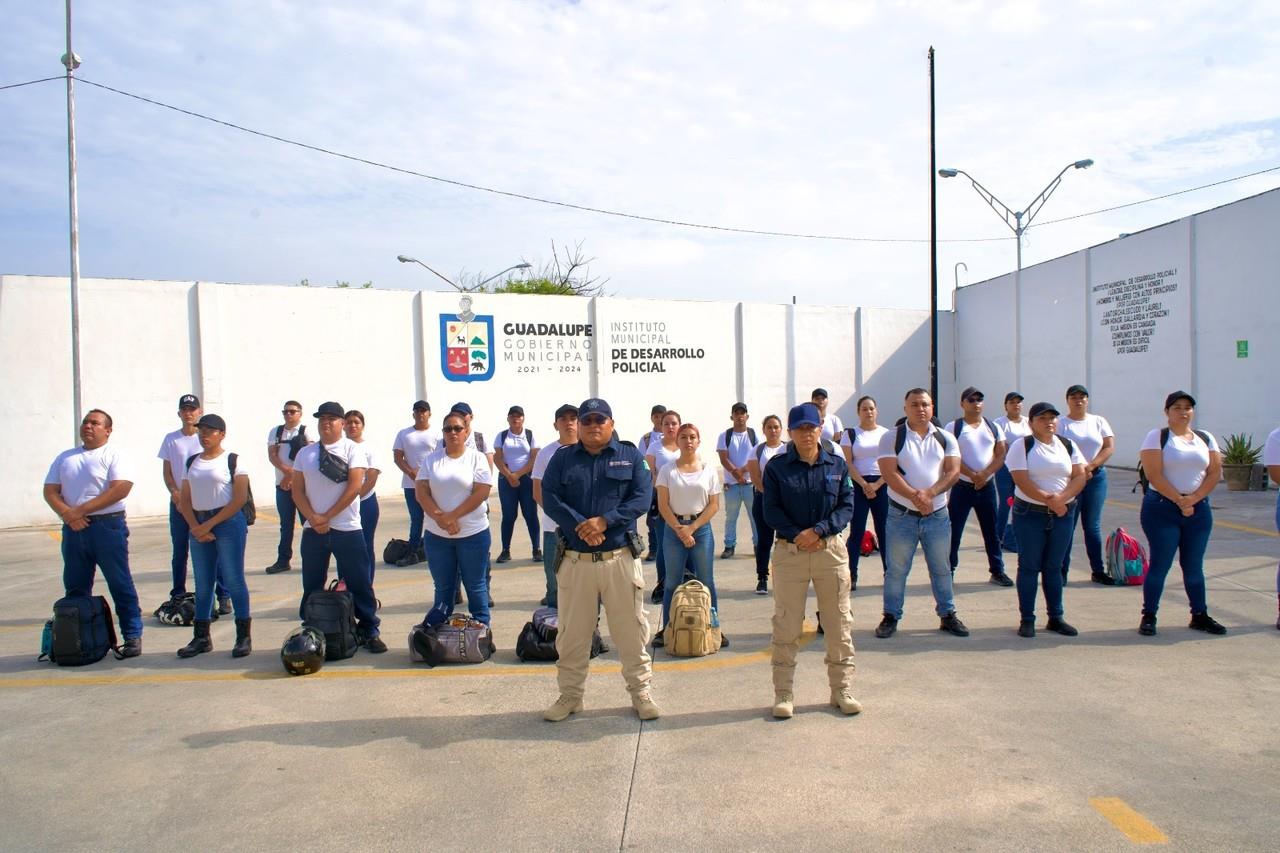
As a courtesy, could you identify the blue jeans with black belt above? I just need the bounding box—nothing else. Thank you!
[661,521,716,627]
[1064,467,1108,577]
[722,482,757,549]
[191,510,250,621]
[948,480,1006,576]
[62,514,142,640]
[1140,492,1212,616]
[847,476,888,583]
[1011,500,1073,621]
[883,503,955,620]
[300,527,380,636]
[169,501,227,599]
[995,466,1019,551]
[424,528,492,625]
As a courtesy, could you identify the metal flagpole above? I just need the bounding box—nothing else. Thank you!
[63,0,84,441]
[928,47,939,405]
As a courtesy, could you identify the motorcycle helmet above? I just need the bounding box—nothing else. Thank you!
[280,625,326,675]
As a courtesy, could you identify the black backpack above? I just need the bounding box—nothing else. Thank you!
[1133,428,1212,494]
[1022,435,1077,457]
[46,595,121,666]
[723,427,758,448]
[275,424,308,461]
[303,580,358,660]
[382,538,411,564]
[950,418,1000,441]
[892,423,949,475]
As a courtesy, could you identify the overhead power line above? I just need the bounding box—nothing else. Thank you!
[0,75,65,91]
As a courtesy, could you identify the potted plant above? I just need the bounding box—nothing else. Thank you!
[1220,433,1262,491]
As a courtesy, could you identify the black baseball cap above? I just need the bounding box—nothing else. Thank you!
[1004,391,1024,404]
[508,405,525,417]
[578,398,613,418]
[450,402,473,416]
[650,404,667,416]
[178,394,200,409]
[960,386,983,402]
[731,401,748,414]
[196,413,225,431]
[811,387,829,399]
[313,401,345,419]
[554,403,579,420]
[1164,390,1196,409]
[413,400,431,412]
[1065,384,1089,398]
[1028,401,1060,419]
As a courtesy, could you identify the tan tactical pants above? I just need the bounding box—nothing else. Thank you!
[555,548,653,700]
[771,535,856,692]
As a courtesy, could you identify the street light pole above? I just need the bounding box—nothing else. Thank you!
[938,159,1093,388]
[63,0,83,443]
[476,263,532,288]
[397,256,531,292]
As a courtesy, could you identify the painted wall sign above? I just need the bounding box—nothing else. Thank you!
[1092,267,1179,355]
[440,296,495,382]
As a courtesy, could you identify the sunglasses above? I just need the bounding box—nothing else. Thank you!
[442,425,465,433]
[580,414,608,426]
[282,409,301,415]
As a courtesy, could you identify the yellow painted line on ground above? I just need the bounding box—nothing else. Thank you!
[1108,499,1278,537]
[0,625,817,689]
[46,531,61,543]
[1090,797,1169,844]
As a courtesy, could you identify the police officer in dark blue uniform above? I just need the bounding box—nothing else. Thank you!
[540,398,660,722]
[761,402,861,719]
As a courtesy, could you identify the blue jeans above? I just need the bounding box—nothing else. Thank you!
[541,531,559,607]
[300,527,380,636]
[62,515,142,640]
[1140,492,1212,616]
[190,511,250,621]
[403,487,425,551]
[751,491,775,581]
[661,522,717,627]
[274,486,304,563]
[424,529,492,625]
[948,480,1006,575]
[1064,467,1108,577]
[847,476,888,582]
[995,466,1019,551]
[882,504,956,620]
[1011,502,1073,620]
[498,474,539,552]
[722,482,758,548]
[169,501,225,598]
[359,495,380,583]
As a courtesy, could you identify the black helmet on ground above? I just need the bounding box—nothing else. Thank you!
[281,625,326,676]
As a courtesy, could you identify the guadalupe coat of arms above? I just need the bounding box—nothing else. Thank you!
[440,296,494,382]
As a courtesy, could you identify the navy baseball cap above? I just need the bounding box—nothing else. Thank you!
[1065,384,1089,398]
[961,386,983,402]
[811,387,829,399]
[788,402,821,429]
[313,401,345,418]
[450,402,473,416]
[578,398,613,418]
[731,401,748,414]
[178,394,200,409]
[1028,401,1060,419]
[1164,390,1196,409]
[196,413,226,431]
[413,400,431,412]
[1004,391,1024,404]
[508,405,524,417]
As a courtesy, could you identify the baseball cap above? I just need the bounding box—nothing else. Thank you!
[196,413,226,431]
[1164,390,1196,409]
[554,403,579,420]
[578,398,613,418]
[178,394,200,409]
[810,387,829,399]
[508,405,525,417]
[788,402,821,429]
[731,401,748,414]
[1065,384,1089,398]
[450,402,473,417]
[1028,401,1060,419]
[313,401,345,419]
[413,400,431,412]
[650,404,667,416]
[1004,391,1024,404]
[960,386,984,402]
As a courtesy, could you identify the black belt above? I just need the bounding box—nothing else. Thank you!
[1013,498,1076,515]
[890,502,928,518]
[565,548,623,562]
[674,513,700,524]
[86,511,126,522]
[194,507,226,523]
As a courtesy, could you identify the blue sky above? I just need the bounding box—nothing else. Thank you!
[2,1,1277,307]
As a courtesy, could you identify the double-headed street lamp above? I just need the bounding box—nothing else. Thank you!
[938,159,1093,388]
[396,255,530,292]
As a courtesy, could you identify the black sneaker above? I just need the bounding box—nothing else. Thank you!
[939,613,970,637]
[119,637,142,658]
[1018,620,1035,638]
[1091,572,1117,586]
[650,584,664,604]
[989,572,1014,587]
[455,589,464,605]
[720,546,735,559]
[874,614,898,639]
[1189,612,1227,635]
[755,578,768,595]
[531,549,543,562]
[539,597,548,606]
[651,628,664,648]
[362,634,388,654]
[264,561,291,574]
[495,550,512,564]
[217,596,233,615]
[816,611,824,635]
[720,633,729,648]
[1046,617,1078,636]
[1139,613,1157,636]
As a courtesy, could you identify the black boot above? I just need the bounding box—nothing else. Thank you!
[232,618,252,658]
[177,620,212,658]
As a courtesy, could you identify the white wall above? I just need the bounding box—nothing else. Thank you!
[1,276,952,527]
[956,187,1280,464]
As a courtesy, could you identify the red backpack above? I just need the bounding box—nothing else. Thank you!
[1105,527,1149,586]
[860,530,878,557]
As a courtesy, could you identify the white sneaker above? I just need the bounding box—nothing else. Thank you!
[543,694,583,722]
[772,693,794,719]
[830,689,863,715]
[632,691,661,721]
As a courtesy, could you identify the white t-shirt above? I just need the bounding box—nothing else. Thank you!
[531,439,567,532]
[393,425,440,489]
[418,447,494,538]
[182,452,245,512]
[994,416,1031,447]
[657,463,722,516]
[942,418,1007,484]
[1006,435,1087,505]
[1264,427,1280,468]
[357,444,380,502]
[157,428,202,489]
[465,431,490,455]
[496,428,537,472]
[715,428,757,484]
[293,438,367,532]
[1057,413,1114,464]
[45,444,135,515]
[877,425,961,512]
[839,425,891,478]
[638,430,663,454]
[648,443,681,477]
[820,413,844,442]
[1140,428,1220,495]
[267,424,307,486]
[753,442,788,479]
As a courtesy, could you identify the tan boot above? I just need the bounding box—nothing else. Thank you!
[543,694,583,722]
[772,692,795,719]
[632,691,661,721]
[830,688,863,715]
